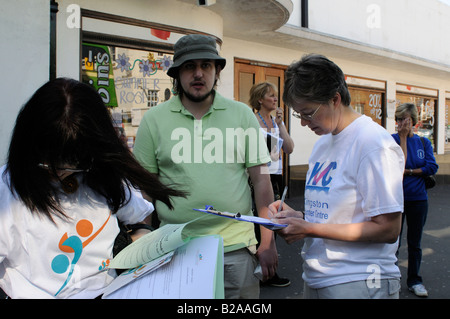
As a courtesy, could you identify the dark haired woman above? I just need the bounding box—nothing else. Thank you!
[0,78,183,298]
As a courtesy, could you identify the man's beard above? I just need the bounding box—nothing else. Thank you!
[183,87,215,103]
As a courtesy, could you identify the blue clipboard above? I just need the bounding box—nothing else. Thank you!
[193,205,287,230]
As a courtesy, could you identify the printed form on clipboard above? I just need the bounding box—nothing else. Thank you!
[103,224,224,299]
[193,205,287,230]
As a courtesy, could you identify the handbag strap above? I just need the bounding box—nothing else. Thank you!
[420,136,426,150]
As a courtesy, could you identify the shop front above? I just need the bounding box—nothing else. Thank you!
[81,42,175,150]
[396,84,438,150]
[53,0,450,166]
[346,75,386,127]
[74,5,222,151]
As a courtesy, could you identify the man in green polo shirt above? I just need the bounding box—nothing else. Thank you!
[133,34,278,299]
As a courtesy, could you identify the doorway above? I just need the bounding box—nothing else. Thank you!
[233,58,290,194]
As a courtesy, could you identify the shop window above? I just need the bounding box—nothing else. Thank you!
[348,87,384,126]
[396,93,437,150]
[147,89,160,107]
[81,42,174,150]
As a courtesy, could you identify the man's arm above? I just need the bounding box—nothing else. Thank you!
[247,165,278,281]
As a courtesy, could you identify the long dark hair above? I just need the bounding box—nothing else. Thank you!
[4,78,184,221]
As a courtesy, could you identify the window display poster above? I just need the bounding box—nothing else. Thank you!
[81,42,175,150]
[396,93,436,149]
[349,88,384,126]
[81,43,118,109]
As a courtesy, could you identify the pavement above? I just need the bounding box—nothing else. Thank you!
[260,182,450,299]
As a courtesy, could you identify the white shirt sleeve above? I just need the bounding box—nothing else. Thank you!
[115,186,154,225]
[357,143,404,218]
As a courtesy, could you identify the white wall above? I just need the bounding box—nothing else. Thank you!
[307,0,450,67]
[0,0,50,165]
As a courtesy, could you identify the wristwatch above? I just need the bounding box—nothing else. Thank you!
[409,168,413,175]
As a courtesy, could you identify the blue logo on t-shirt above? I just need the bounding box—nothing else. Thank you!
[306,162,337,193]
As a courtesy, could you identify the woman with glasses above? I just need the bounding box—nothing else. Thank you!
[0,78,183,298]
[270,54,405,299]
[392,103,438,297]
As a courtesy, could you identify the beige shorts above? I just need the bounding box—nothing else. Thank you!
[304,278,401,299]
[223,247,259,299]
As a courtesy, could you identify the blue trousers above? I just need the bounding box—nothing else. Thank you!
[399,200,428,287]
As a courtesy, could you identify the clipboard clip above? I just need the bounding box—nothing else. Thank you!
[194,205,287,230]
[193,205,241,218]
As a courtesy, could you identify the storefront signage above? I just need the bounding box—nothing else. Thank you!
[348,87,384,126]
[82,43,118,108]
[345,75,385,90]
[396,84,438,97]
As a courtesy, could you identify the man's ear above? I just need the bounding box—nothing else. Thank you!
[215,64,222,78]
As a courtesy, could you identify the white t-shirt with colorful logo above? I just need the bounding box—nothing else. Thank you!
[302,115,404,289]
[0,167,153,299]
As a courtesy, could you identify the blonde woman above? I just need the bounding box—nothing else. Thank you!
[249,82,294,287]
[249,82,294,198]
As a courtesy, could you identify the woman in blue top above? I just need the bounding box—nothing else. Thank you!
[392,102,439,297]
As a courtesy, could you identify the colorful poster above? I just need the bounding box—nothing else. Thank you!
[81,43,118,108]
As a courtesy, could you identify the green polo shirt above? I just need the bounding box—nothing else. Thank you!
[134,92,270,251]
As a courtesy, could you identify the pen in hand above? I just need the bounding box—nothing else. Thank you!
[277,186,288,213]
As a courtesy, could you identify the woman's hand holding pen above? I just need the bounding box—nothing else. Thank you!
[269,201,308,244]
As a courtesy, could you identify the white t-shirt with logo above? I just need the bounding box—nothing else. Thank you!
[0,166,153,299]
[302,115,404,289]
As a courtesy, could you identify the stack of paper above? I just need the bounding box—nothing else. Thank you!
[103,222,224,299]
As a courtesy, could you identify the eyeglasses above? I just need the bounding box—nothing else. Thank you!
[292,104,322,121]
[38,163,91,173]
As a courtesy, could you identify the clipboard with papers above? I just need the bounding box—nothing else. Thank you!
[193,205,287,230]
[104,222,224,299]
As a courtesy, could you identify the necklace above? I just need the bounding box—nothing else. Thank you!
[258,111,282,160]
[257,112,275,129]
